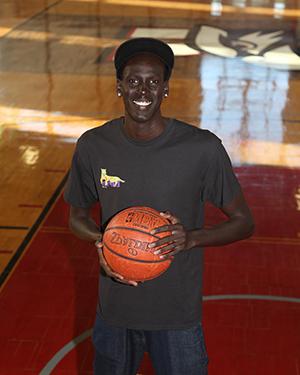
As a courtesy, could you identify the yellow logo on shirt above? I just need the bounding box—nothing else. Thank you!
[100,169,125,189]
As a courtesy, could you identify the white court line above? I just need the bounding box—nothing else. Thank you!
[203,294,300,303]
[39,294,300,373]
[39,329,92,375]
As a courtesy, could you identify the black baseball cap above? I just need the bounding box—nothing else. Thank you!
[114,38,174,81]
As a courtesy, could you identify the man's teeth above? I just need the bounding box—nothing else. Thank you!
[133,100,152,106]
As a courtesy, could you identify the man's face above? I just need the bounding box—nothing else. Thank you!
[117,53,168,123]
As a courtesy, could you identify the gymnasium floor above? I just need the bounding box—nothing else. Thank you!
[0,0,300,374]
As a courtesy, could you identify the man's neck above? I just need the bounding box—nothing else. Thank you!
[123,116,166,141]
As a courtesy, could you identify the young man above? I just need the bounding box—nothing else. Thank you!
[64,38,254,375]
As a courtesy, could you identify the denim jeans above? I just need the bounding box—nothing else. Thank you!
[92,313,209,375]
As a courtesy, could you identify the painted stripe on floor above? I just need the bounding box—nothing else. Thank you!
[0,226,29,230]
[0,173,68,288]
[39,293,300,373]
[203,294,300,303]
[39,329,92,375]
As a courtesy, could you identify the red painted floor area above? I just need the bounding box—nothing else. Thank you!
[0,165,299,374]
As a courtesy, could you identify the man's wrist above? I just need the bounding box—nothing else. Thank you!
[93,231,102,242]
[187,228,206,249]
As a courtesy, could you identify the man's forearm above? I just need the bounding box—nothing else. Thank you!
[69,216,101,242]
[188,216,254,249]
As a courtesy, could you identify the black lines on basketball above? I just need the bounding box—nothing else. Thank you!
[102,206,172,281]
[103,242,167,264]
[104,226,161,240]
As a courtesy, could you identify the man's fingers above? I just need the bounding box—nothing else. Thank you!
[97,249,138,286]
[150,225,170,234]
[97,249,122,278]
[111,273,139,286]
[149,231,184,250]
[160,211,180,224]
[149,235,173,248]
[151,223,182,235]
[106,269,138,286]
[101,264,138,286]
[98,248,108,265]
[160,249,181,259]
[110,271,124,280]
[154,243,177,254]
[95,238,103,248]
[114,278,138,286]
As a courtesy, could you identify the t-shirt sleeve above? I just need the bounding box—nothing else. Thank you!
[64,139,98,208]
[202,139,241,207]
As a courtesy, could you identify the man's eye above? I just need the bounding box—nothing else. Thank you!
[149,79,159,85]
[129,78,139,85]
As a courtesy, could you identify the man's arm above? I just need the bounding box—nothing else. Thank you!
[69,206,101,242]
[188,190,254,248]
[150,191,254,257]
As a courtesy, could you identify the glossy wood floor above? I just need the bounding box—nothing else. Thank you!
[0,0,300,374]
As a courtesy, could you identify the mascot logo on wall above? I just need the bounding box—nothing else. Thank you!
[128,25,300,71]
[194,25,300,70]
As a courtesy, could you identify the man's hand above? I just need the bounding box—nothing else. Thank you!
[95,239,139,287]
[149,211,193,259]
[150,192,254,256]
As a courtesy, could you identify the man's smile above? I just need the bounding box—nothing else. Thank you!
[133,99,152,108]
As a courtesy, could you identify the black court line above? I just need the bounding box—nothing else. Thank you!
[0,226,29,230]
[0,173,69,287]
[0,0,64,40]
[283,119,300,123]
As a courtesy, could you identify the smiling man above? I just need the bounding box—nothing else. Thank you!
[64,38,254,375]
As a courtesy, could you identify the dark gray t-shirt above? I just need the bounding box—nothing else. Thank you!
[64,118,240,330]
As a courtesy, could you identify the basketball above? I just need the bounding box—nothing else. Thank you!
[102,206,172,281]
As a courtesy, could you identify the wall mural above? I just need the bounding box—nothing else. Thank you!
[130,26,300,71]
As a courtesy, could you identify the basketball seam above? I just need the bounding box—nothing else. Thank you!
[103,242,169,264]
[118,207,160,218]
[104,226,162,239]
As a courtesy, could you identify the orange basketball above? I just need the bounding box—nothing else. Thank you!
[103,206,172,281]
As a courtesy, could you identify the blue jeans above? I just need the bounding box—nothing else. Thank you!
[92,313,208,375]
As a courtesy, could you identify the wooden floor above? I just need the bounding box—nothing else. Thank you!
[0,0,300,373]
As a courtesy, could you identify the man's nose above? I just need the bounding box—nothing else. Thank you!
[139,82,147,95]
